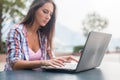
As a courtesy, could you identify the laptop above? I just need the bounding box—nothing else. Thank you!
[42,31,112,73]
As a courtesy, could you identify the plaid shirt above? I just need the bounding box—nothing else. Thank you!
[4,24,55,71]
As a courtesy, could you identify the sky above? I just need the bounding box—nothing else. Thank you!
[54,0,120,39]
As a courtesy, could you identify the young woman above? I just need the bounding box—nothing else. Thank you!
[4,0,78,71]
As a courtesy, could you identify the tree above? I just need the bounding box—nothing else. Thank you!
[0,0,28,52]
[82,12,108,37]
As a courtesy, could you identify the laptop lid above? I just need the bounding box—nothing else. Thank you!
[76,31,112,72]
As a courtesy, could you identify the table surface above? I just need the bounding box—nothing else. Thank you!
[0,62,120,80]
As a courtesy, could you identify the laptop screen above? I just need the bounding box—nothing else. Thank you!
[76,31,112,72]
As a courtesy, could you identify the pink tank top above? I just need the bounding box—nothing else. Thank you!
[29,48,42,61]
[29,48,43,71]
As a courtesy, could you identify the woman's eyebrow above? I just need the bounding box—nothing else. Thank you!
[44,8,53,16]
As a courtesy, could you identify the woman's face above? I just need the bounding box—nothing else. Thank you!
[35,2,54,27]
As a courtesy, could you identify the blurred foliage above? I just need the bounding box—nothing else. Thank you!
[82,12,108,37]
[2,0,27,22]
[0,41,6,53]
[0,0,29,52]
[73,45,84,53]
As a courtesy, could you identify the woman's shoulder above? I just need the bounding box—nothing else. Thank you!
[9,24,25,33]
[11,24,24,30]
[7,24,27,41]
[8,24,25,37]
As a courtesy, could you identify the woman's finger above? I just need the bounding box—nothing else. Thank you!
[62,55,78,62]
[57,57,68,62]
[69,55,79,62]
[44,60,63,68]
[53,59,65,66]
[51,60,64,67]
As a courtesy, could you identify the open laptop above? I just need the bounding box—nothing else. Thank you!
[42,31,112,73]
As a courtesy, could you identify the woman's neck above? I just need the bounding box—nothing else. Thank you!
[26,22,40,33]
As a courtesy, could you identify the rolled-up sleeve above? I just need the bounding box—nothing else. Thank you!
[6,29,23,67]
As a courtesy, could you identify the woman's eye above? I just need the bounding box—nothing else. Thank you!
[43,10,48,14]
[42,9,53,16]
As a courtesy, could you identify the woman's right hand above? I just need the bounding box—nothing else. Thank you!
[42,58,65,68]
[42,55,78,68]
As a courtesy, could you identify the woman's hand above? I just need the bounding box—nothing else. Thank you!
[42,58,65,68]
[55,55,79,63]
[42,55,78,67]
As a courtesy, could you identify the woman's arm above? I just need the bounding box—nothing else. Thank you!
[13,60,44,70]
[13,59,65,70]
[13,55,79,70]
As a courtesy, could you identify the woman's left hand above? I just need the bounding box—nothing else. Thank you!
[55,55,79,63]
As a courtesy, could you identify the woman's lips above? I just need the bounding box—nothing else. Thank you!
[43,20,49,24]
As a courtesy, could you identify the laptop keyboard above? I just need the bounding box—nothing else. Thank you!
[42,62,77,70]
[57,62,77,69]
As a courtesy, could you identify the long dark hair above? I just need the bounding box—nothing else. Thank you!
[21,0,56,50]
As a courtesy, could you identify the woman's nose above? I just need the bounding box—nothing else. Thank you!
[46,14,51,20]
